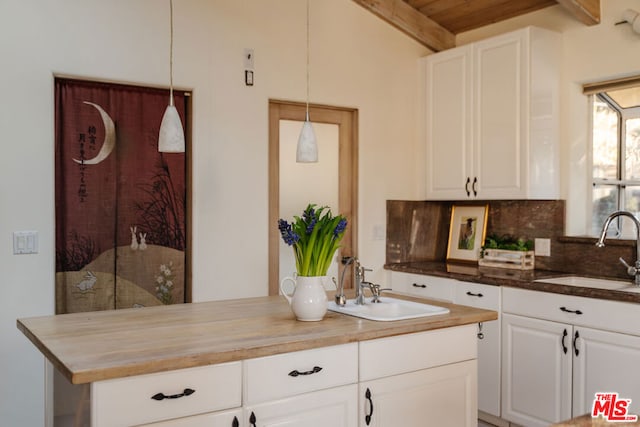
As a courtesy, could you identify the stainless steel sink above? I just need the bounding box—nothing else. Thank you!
[327,297,449,321]
[534,276,631,290]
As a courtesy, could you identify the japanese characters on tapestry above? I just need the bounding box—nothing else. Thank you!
[54,78,189,314]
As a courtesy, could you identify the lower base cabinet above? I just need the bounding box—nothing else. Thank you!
[359,360,477,427]
[244,384,358,427]
[502,288,640,427]
[83,326,479,426]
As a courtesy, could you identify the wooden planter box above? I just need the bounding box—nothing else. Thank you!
[479,249,535,270]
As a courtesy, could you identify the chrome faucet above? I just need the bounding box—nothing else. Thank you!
[596,210,640,286]
[335,257,356,306]
[354,262,374,305]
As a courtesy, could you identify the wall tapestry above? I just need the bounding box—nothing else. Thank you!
[54,78,188,314]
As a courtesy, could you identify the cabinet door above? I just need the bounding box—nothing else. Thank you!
[245,384,357,427]
[501,313,571,427]
[572,327,640,416]
[454,282,501,417]
[424,45,473,200]
[359,360,477,427]
[473,30,527,199]
[140,409,242,427]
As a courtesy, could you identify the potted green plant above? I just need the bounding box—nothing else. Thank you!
[479,234,535,270]
[278,204,347,320]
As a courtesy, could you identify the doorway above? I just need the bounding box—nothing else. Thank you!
[268,100,358,295]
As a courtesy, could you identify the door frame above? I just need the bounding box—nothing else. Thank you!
[268,99,358,295]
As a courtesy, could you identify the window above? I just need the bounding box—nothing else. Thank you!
[590,83,640,237]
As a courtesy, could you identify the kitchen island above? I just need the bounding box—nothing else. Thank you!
[18,293,496,426]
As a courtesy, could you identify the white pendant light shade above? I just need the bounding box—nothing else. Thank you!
[158,0,185,153]
[296,115,318,163]
[159,99,185,152]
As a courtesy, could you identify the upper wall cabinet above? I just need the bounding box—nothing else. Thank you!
[422,26,560,200]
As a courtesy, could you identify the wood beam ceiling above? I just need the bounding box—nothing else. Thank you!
[555,0,600,25]
[351,0,455,52]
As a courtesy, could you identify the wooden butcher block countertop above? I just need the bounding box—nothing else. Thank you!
[17,293,496,385]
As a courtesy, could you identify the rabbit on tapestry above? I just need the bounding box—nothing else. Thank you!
[76,271,97,292]
[138,232,147,251]
[130,226,139,250]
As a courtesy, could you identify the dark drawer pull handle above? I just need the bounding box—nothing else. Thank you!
[466,291,483,297]
[465,177,471,197]
[573,330,580,357]
[472,177,478,196]
[561,329,568,354]
[151,388,195,401]
[249,411,257,427]
[560,306,583,315]
[232,416,239,427]
[412,283,427,288]
[365,387,374,425]
[288,366,322,377]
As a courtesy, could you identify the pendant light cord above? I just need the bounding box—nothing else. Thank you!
[169,0,175,106]
[305,0,310,120]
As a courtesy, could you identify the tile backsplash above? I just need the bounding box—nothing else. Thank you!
[386,199,637,279]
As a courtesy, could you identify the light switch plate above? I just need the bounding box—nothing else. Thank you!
[13,230,38,254]
[534,238,550,257]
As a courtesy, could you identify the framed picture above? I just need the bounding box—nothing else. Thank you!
[446,205,489,263]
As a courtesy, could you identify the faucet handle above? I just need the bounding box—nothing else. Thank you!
[619,257,638,276]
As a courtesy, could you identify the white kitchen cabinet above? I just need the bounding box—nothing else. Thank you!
[141,409,242,427]
[91,362,242,427]
[423,26,559,200]
[359,360,476,427]
[244,384,358,427]
[389,271,455,302]
[571,326,640,416]
[501,313,572,427]
[359,325,478,427]
[454,281,501,418]
[502,287,640,426]
[423,44,472,199]
[243,343,358,427]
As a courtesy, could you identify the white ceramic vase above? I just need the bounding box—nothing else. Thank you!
[280,275,328,321]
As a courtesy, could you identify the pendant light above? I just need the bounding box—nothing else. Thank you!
[296,0,318,163]
[158,0,185,153]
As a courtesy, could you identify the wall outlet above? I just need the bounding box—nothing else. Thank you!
[534,238,551,257]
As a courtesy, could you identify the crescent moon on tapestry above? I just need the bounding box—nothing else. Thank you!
[72,101,116,165]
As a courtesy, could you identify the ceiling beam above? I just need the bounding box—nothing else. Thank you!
[351,0,455,52]
[555,0,600,25]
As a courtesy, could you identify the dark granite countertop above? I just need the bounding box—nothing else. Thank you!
[385,262,640,304]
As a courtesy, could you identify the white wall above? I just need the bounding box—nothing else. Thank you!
[457,0,640,235]
[0,0,427,424]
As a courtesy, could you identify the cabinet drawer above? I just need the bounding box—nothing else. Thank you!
[91,362,241,427]
[454,281,500,311]
[359,325,477,381]
[140,408,241,427]
[390,272,455,302]
[502,287,640,336]
[244,343,358,404]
